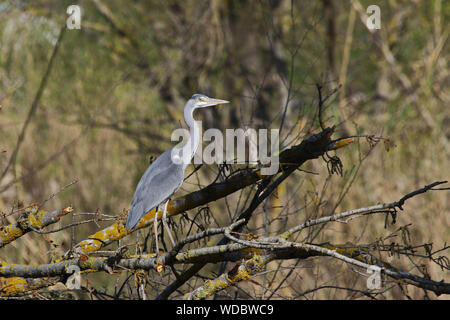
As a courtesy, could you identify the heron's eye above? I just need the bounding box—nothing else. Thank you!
[198,97,206,102]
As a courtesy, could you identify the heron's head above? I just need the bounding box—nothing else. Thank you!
[190,93,229,108]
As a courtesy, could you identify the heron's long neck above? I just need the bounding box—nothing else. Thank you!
[181,106,200,167]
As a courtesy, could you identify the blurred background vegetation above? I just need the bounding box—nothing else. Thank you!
[0,0,448,299]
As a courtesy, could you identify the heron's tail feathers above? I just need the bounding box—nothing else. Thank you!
[125,207,142,230]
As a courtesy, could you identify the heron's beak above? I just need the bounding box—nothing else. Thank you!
[204,98,229,107]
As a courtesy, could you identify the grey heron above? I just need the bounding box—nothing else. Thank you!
[125,94,229,250]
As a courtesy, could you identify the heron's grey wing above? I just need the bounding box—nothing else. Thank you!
[126,149,185,230]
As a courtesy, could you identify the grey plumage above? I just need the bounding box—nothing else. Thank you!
[126,149,184,230]
[125,94,229,230]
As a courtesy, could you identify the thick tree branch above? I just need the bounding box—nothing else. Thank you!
[0,207,73,248]
[71,126,341,255]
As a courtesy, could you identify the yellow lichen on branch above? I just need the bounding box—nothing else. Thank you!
[0,224,23,246]
[187,253,269,300]
[0,209,47,246]
[0,207,73,248]
[73,207,162,254]
[0,276,59,297]
[329,137,354,150]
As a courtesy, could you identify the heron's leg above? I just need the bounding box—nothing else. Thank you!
[154,205,160,255]
[136,230,141,255]
[162,200,176,246]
